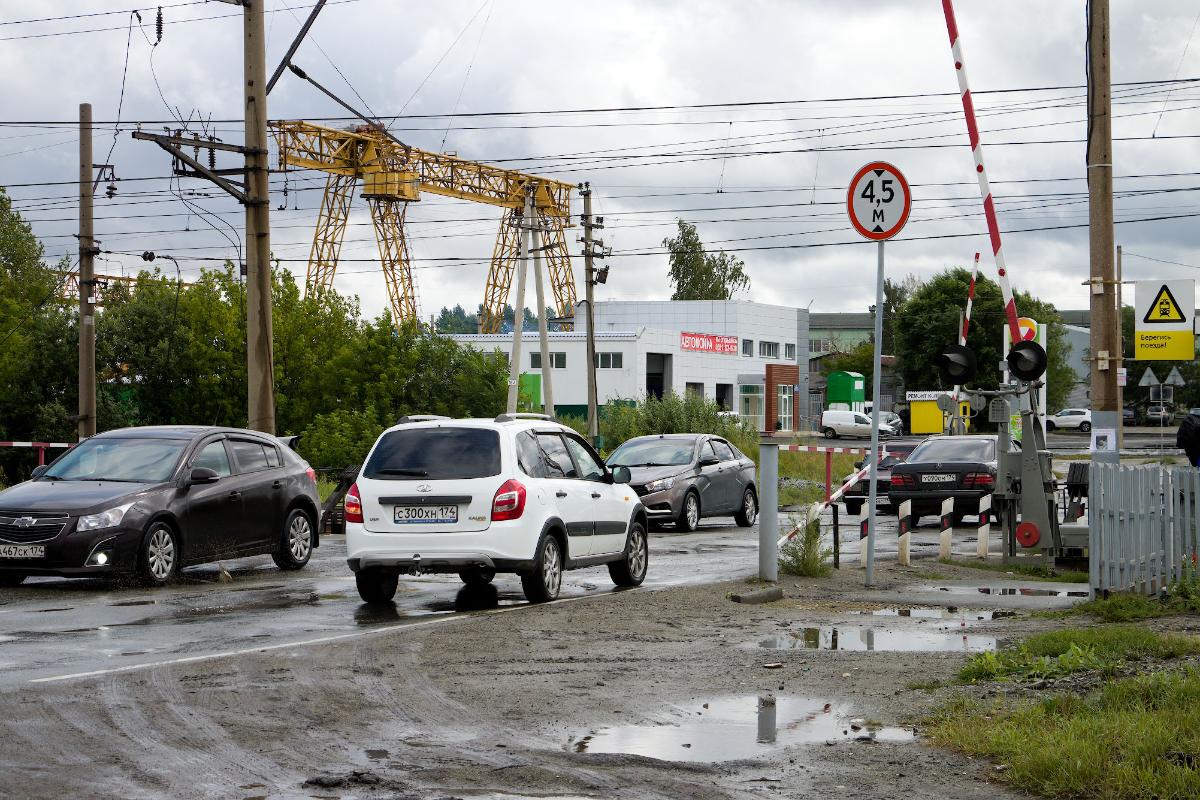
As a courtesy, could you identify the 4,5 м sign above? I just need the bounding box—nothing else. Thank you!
[847,162,912,241]
[1134,279,1195,360]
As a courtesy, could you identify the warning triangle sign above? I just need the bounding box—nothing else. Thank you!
[1143,284,1187,323]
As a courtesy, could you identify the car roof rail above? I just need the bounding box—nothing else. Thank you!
[396,414,451,424]
[494,412,555,423]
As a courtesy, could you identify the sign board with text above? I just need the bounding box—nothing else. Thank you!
[680,332,738,354]
[1134,279,1195,360]
[847,162,911,240]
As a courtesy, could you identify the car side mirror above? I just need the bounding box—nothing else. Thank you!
[611,465,632,484]
[31,465,48,478]
[185,467,220,487]
[699,455,720,467]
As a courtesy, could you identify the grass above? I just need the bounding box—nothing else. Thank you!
[317,479,338,504]
[1047,569,1200,622]
[926,666,1200,799]
[959,626,1200,683]
[778,483,823,507]
[937,556,1090,584]
[779,519,831,577]
[905,678,944,693]
[778,450,857,484]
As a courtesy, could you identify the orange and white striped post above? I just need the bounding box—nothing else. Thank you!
[939,497,955,560]
[976,494,992,558]
[897,499,913,566]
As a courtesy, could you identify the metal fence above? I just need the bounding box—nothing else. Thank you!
[1091,463,1200,594]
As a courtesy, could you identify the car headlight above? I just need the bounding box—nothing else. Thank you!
[77,502,136,532]
[644,476,676,493]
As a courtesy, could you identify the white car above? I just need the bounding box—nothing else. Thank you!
[1046,408,1092,432]
[345,414,649,604]
[821,409,898,439]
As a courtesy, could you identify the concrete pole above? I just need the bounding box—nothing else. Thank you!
[758,440,779,581]
[1088,0,1118,464]
[864,240,885,586]
[581,185,600,440]
[1116,244,1124,449]
[244,0,276,433]
[531,197,555,417]
[505,192,534,413]
[77,103,96,440]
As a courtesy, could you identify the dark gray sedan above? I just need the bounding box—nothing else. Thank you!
[606,434,757,531]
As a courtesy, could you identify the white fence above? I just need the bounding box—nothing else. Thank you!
[1090,463,1200,594]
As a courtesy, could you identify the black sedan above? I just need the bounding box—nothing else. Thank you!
[887,435,998,525]
[841,442,917,515]
[0,426,321,587]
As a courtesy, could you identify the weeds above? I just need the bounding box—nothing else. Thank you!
[1052,565,1200,622]
[937,557,1090,584]
[779,519,831,577]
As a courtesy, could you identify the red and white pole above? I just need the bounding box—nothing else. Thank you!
[952,251,980,403]
[942,0,1022,346]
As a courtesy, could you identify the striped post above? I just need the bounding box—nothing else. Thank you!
[952,252,980,403]
[897,499,912,566]
[939,497,954,560]
[976,494,991,558]
[942,0,1022,346]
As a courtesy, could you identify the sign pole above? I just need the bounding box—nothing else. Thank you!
[865,239,885,587]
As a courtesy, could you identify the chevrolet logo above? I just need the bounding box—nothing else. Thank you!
[416,484,432,493]
[13,517,36,529]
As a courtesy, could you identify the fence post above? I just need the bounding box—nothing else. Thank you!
[976,495,991,559]
[938,497,954,560]
[897,499,912,566]
[832,503,840,569]
[1089,463,1101,595]
[759,440,779,582]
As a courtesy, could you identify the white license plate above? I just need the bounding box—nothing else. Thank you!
[922,474,957,484]
[394,505,458,524]
[0,544,44,558]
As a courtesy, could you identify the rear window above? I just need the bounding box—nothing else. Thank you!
[364,428,501,480]
[909,438,995,463]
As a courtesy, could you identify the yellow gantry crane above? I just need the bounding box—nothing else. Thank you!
[270,120,577,332]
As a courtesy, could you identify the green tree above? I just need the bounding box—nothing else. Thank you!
[822,340,876,386]
[663,220,750,300]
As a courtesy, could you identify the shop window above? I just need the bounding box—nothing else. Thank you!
[685,382,704,398]
[739,384,764,431]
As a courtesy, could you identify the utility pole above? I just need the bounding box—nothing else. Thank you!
[579,183,609,443]
[1116,243,1124,449]
[1088,0,1118,464]
[77,103,97,441]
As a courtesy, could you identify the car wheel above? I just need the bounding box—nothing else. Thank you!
[137,522,179,587]
[608,521,648,587]
[823,427,837,439]
[735,488,758,527]
[459,566,496,585]
[356,568,399,604]
[272,508,314,571]
[844,499,864,516]
[1045,421,1056,432]
[521,534,563,603]
[0,572,27,588]
[677,491,701,532]
[1080,422,1092,433]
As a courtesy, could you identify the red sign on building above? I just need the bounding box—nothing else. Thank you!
[680,332,738,354]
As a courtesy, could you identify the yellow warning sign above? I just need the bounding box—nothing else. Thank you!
[1143,284,1187,323]
[1135,330,1194,360]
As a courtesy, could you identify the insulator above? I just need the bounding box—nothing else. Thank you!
[208,146,216,170]
[105,182,117,199]
[156,7,163,43]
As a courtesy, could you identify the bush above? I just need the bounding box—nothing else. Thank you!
[779,519,831,577]
[598,392,757,459]
[300,406,386,470]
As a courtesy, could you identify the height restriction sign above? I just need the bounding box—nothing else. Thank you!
[847,162,911,240]
[1134,279,1195,360]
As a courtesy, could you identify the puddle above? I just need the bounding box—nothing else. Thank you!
[932,586,1089,597]
[109,599,156,607]
[422,584,524,613]
[851,606,1016,620]
[33,607,73,613]
[572,696,913,762]
[754,626,996,653]
[364,748,389,761]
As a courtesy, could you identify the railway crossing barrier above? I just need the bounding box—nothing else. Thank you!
[0,441,72,466]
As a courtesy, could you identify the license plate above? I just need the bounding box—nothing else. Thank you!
[0,544,44,558]
[393,505,458,524]
[922,474,956,484]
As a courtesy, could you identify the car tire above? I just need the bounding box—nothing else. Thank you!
[521,534,563,603]
[459,566,496,585]
[137,521,179,587]
[0,573,27,588]
[356,568,399,604]
[1045,421,1056,432]
[608,521,648,587]
[844,499,864,516]
[735,488,758,527]
[823,427,837,439]
[1080,422,1092,433]
[677,491,701,532]
[272,508,314,571]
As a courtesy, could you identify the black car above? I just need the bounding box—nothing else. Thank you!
[841,442,917,515]
[0,426,321,587]
[887,435,999,525]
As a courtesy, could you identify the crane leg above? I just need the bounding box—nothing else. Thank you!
[368,198,419,329]
[306,173,356,296]
[480,208,523,334]
[538,213,578,331]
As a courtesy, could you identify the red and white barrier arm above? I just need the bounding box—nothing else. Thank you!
[778,448,888,547]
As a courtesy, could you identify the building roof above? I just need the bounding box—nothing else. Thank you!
[446,331,639,342]
[809,312,873,330]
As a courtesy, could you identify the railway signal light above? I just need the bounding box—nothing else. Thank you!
[937,344,977,385]
[1007,340,1048,382]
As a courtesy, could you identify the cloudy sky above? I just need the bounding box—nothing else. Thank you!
[5,0,1200,322]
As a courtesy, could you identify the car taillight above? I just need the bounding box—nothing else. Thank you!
[492,479,526,521]
[345,482,364,524]
[891,473,913,489]
[964,472,994,489]
[305,467,317,484]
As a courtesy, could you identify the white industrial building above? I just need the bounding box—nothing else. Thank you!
[447,299,811,431]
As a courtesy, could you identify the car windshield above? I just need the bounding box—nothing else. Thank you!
[607,438,696,467]
[363,427,501,480]
[908,438,995,463]
[43,437,187,483]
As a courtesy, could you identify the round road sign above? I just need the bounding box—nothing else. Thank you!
[847,162,911,241]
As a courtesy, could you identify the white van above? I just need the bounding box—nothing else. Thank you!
[821,410,897,439]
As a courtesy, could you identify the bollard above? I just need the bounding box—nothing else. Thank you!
[759,440,779,581]
[832,504,840,569]
[938,497,954,560]
[897,499,912,566]
[976,495,991,558]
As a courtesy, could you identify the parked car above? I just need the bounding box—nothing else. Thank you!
[0,426,320,587]
[1147,405,1176,425]
[1045,408,1092,433]
[345,414,648,605]
[1123,406,1138,426]
[821,409,898,440]
[841,442,918,515]
[887,435,1001,525]
[606,433,758,531]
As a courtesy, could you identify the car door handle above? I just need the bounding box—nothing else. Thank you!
[556,490,568,498]
[228,490,242,499]
[272,480,282,489]
[591,492,602,499]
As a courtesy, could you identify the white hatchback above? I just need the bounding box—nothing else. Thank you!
[345,414,649,604]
